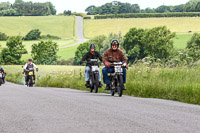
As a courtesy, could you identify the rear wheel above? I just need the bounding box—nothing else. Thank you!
[94,73,99,93]
[118,75,124,97]
[0,79,3,86]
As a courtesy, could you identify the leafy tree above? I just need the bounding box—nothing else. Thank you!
[31,40,59,65]
[143,26,176,60]
[155,5,173,13]
[123,28,146,63]
[0,32,9,41]
[1,36,27,64]
[24,29,41,40]
[186,33,200,61]
[64,10,71,16]
[85,5,96,15]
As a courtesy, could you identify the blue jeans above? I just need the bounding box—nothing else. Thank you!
[85,66,101,82]
[102,67,126,85]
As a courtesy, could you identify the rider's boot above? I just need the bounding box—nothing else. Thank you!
[85,81,90,87]
[25,82,28,85]
[105,84,110,90]
[123,84,127,90]
[99,82,103,87]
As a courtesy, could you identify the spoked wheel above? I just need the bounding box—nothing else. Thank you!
[29,76,33,87]
[117,86,123,97]
[0,79,2,86]
[94,73,99,93]
[90,86,93,93]
[118,75,124,97]
[111,89,115,96]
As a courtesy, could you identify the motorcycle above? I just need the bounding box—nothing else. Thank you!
[24,68,35,87]
[86,59,101,93]
[0,73,3,86]
[109,62,125,97]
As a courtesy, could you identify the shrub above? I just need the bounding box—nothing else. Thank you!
[24,29,41,40]
[0,32,9,41]
[84,17,91,19]
[1,36,27,64]
[123,26,176,63]
[94,12,200,19]
[186,33,200,61]
[31,40,59,65]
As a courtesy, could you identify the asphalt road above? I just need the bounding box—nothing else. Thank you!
[59,16,88,49]
[0,82,200,133]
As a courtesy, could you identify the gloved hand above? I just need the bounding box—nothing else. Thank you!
[125,65,129,70]
[105,62,110,67]
[36,68,38,72]
[80,61,83,65]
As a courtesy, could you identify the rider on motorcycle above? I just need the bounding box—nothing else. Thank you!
[0,66,5,83]
[102,39,128,90]
[23,58,38,85]
[80,43,103,87]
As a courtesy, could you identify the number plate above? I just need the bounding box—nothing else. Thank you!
[92,66,99,72]
[0,73,2,78]
[114,66,123,72]
[29,72,33,75]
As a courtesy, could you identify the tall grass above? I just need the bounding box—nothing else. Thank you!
[4,65,200,105]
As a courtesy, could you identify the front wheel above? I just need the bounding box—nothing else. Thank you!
[94,73,99,93]
[118,75,124,97]
[28,76,33,87]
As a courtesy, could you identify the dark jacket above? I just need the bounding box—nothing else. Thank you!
[81,51,102,66]
[103,48,127,67]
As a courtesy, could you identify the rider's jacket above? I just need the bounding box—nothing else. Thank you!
[81,51,102,66]
[103,48,127,67]
[24,63,38,70]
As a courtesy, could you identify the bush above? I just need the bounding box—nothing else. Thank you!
[84,17,91,19]
[1,36,27,64]
[123,28,146,64]
[31,40,59,65]
[41,34,61,40]
[123,26,176,63]
[24,29,41,40]
[0,32,9,41]
[94,12,200,19]
[143,26,176,60]
[186,33,200,61]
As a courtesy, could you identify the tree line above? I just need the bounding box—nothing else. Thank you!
[0,0,56,16]
[85,0,200,15]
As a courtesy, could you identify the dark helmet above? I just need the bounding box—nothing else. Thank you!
[90,43,95,49]
[28,58,32,61]
[111,39,119,48]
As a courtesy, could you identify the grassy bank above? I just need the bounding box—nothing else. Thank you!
[3,65,200,105]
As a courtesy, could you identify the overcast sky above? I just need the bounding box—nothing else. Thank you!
[0,0,190,13]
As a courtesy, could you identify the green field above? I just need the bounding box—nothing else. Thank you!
[0,16,75,39]
[84,17,199,49]
[84,17,200,38]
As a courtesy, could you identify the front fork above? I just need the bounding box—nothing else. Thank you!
[110,73,123,90]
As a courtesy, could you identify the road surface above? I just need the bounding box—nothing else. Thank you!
[59,16,88,49]
[0,82,200,133]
